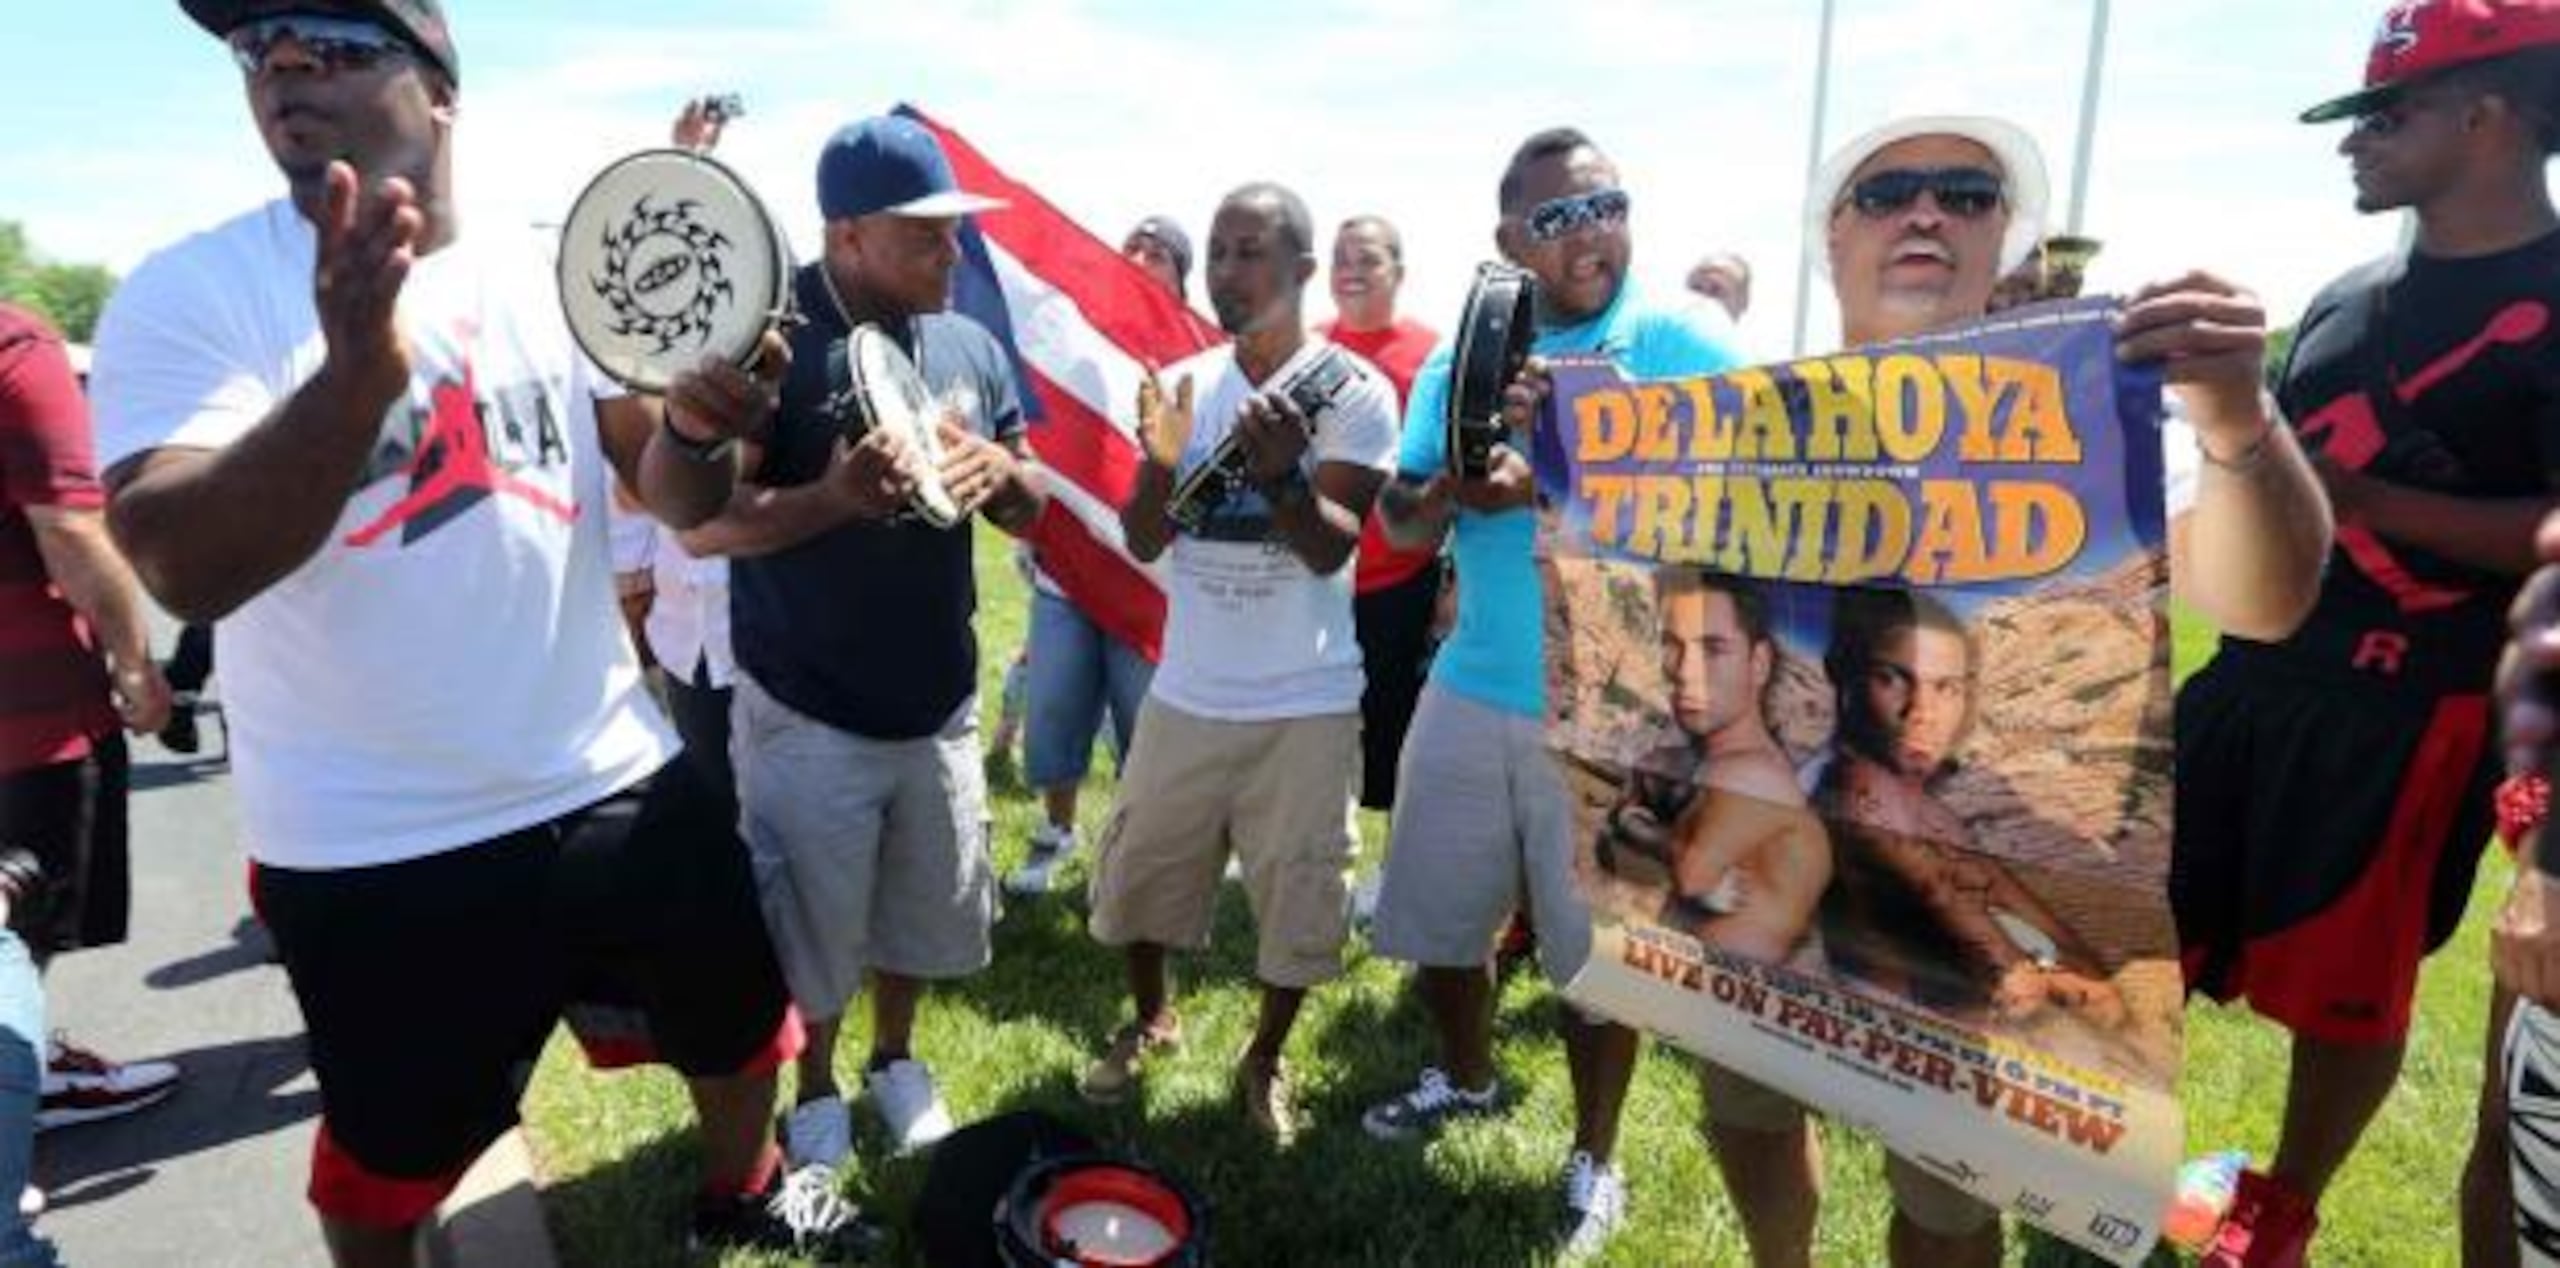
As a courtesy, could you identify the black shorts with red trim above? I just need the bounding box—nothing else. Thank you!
[253,756,797,1228]
[2174,646,2496,1045]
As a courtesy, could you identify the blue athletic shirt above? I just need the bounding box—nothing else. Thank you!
[1397,281,1744,718]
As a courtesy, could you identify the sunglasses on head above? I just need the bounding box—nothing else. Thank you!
[1524,188,1631,244]
[1841,167,2005,219]
[227,14,412,75]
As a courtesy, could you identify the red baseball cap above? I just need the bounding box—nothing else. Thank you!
[2302,0,2560,122]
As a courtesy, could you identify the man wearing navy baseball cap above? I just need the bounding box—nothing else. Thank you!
[699,112,1047,1178]
[89,5,878,1264]
[2175,2,2560,1265]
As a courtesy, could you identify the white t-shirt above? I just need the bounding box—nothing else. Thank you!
[1147,338,1397,721]
[91,200,673,870]
[607,494,659,578]
[645,530,734,689]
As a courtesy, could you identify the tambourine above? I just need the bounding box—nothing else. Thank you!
[1446,262,1537,480]
[558,148,792,393]
[1165,347,1357,535]
[828,323,963,528]
[995,1155,1207,1268]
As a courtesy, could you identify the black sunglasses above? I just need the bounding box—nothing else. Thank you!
[1842,167,2006,219]
[1524,188,1631,243]
[227,15,412,75]
[2351,86,2468,139]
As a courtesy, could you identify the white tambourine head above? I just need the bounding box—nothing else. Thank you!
[850,328,962,528]
[558,149,787,393]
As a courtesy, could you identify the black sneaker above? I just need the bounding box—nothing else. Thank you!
[158,694,200,756]
[691,1163,879,1263]
[1360,1067,1500,1141]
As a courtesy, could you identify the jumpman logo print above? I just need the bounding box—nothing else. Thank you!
[2296,299,2549,614]
[343,352,579,548]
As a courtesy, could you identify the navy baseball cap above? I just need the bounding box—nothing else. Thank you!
[181,0,460,86]
[816,115,1007,222]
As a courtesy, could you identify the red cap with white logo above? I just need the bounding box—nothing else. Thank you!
[2302,0,2560,122]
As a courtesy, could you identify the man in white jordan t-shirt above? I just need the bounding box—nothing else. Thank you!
[86,4,865,1264]
[1079,183,1397,1141]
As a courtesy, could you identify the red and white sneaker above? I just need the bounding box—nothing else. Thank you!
[38,1035,178,1130]
[2200,1169,2318,1268]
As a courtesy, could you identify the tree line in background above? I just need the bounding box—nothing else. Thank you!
[0,221,115,345]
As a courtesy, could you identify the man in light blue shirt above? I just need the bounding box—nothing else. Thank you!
[1362,126,1744,1260]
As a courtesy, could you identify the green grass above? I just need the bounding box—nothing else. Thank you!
[520,543,2499,1266]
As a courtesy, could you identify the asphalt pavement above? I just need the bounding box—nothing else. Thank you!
[33,680,555,1267]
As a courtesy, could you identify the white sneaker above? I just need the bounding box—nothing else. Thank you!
[38,1036,178,1130]
[866,1058,955,1155]
[689,1161,877,1262]
[782,1094,852,1170]
[1002,825,1078,897]
[1351,873,1384,933]
[18,1183,41,1221]
[1559,1149,1627,1261]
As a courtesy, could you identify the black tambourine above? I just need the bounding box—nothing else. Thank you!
[557,148,793,393]
[1165,347,1357,535]
[1447,262,1537,480]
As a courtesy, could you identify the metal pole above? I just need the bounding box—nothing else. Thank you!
[2066,0,2111,233]
[1790,0,1840,357]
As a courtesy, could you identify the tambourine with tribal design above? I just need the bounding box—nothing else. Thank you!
[1447,262,1537,480]
[828,323,963,529]
[557,148,793,393]
[1166,346,1357,535]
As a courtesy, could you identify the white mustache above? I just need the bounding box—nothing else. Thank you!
[1889,237,1952,265]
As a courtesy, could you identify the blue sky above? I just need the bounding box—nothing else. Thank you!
[0,2,2468,352]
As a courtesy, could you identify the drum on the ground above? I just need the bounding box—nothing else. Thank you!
[995,1154,1208,1268]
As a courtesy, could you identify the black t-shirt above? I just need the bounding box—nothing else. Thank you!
[729,264,1025,740]
[2256,230,2560,695]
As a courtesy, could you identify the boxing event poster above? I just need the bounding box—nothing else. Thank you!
[1536,297,2177,1264]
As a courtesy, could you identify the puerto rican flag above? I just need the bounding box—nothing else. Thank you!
[899,104,1223,663]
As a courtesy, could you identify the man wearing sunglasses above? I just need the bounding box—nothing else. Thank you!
[1690,114,2330,1268]
[86,4,871,1264]
[2182,4,2560,1266]
[1364,127,1745,1260]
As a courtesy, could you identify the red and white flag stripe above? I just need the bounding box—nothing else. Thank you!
[903,105,1224,664]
